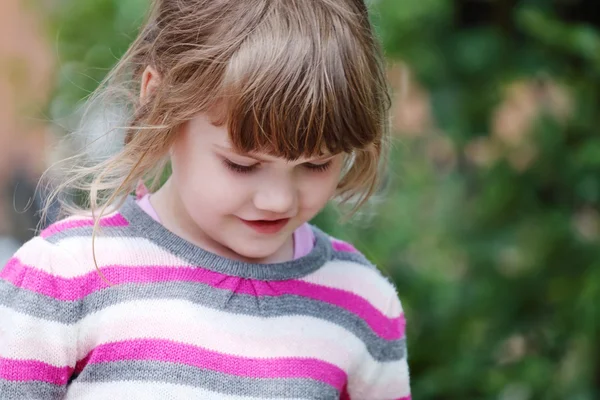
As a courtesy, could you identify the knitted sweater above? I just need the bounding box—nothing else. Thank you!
[0,196,411,399]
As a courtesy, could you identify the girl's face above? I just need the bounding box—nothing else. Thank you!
[159,113,344,263]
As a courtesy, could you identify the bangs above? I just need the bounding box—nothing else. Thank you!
[211,1,387,160]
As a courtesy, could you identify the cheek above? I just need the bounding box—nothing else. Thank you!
[171,146,247,214]
[298,170,340,212]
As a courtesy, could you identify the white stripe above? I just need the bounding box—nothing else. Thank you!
[301,260,402,318]
[58,236,189,272]
[11,237,78,276]
[0,305,77,367]
[1,300,403,391]
[77,299,393,373]
[349,357,411,398]
[65,380,306,400]
[15,237,188,278]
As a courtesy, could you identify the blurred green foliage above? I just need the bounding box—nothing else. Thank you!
[44,0,600,398]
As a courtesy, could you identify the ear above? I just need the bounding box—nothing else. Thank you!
[140,65,161,104]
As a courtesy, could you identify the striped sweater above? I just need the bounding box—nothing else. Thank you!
[0,196,411,399]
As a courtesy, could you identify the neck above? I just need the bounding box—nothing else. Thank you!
[150,178,294,264]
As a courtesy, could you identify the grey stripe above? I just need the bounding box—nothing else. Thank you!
[0,279,81,322]
[330,250,374,268]
[74,360,339,398]
[47,196,333,281]
[45,196,379,278]
[46,222,375,271]
[0,280,405,362]
[0,381,65,400]
[44,226,130,244]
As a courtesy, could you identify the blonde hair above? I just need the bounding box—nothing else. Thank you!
[42,0,391,228]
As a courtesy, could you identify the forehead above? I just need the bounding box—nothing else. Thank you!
[187,111,341,161]
[208,9,382,160]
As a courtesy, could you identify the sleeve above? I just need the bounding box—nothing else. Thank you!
[0,237,80,399]
[349,293,411,400]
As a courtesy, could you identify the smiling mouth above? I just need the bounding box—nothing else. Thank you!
[239,218,290,234]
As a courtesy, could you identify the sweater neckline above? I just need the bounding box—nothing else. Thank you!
[118,196,331,281]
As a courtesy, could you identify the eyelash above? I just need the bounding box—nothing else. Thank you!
[304,161,332,172]
[222,159,257,174]
[222,159,332,174]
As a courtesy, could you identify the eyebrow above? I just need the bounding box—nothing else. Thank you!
[213,144,269,162]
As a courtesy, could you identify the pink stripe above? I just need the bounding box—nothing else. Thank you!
[1,260,404,340]
[40,214,129,238]
[340,384,351,400]
[331,239,358,253]
[250,279,405,340]
[78,339,346,389]
[0,358,72,385]
[397,396,411,400]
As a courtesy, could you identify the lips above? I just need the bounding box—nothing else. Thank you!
[240,218,290,234]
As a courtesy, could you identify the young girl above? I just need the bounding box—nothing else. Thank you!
[0,0,410,398]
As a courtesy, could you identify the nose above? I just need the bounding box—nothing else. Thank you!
[253,177,297,216]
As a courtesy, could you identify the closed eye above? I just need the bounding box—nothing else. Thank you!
[303,161,332,172]
[222,159,258,174]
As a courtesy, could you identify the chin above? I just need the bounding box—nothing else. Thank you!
[229,240,283,262]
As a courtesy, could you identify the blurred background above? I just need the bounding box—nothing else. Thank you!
[2,0,600,398]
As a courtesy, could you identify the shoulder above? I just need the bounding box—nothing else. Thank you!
[3,209,112,277]
[1,234,81,302]
[5,209,133,278]
[2,208,137,299]
[40,209,130,245]
[309,228,404,321]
